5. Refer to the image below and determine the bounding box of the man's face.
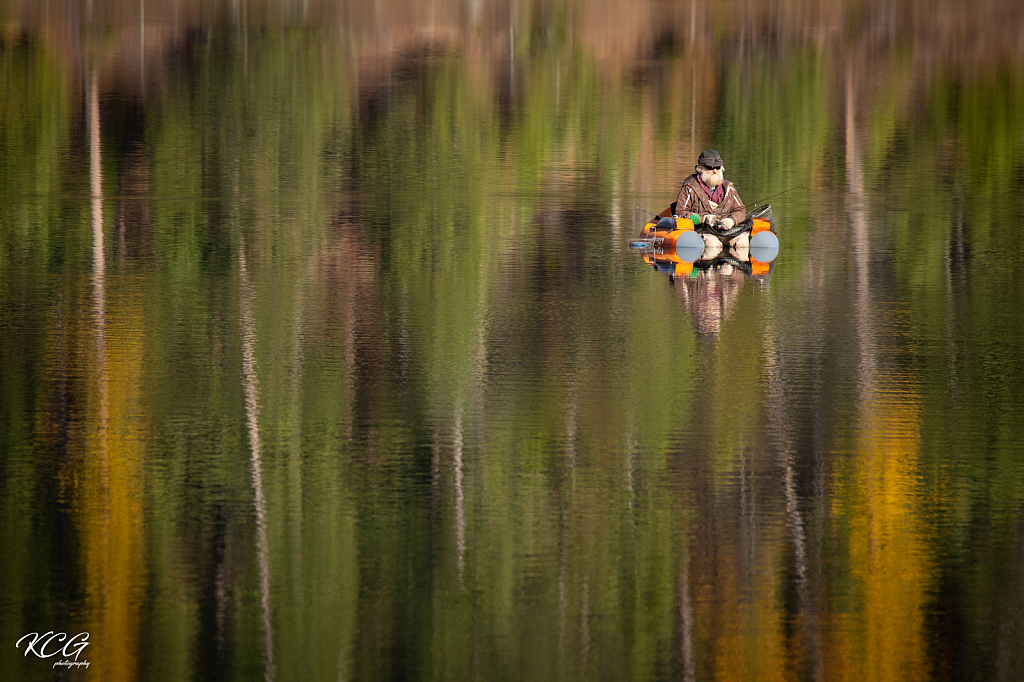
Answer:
[700,163,724,187]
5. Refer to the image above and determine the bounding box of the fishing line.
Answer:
[742,183,805,212]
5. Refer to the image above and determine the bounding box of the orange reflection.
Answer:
[703,545,792,682]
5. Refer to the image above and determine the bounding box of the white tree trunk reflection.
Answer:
[239,243,277,682]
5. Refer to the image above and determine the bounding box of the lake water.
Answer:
[3,2,1024,680]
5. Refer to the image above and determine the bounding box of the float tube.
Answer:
[637,215,705,250]
[747,206,779,263]
[638,203,779,260]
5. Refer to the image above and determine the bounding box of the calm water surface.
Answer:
[3,2,1024,680]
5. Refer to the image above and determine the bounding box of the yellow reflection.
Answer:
[77,73,148,681]
[79,289,148,682]
[832,391,929,682]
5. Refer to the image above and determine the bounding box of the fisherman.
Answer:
[659,149,747,252]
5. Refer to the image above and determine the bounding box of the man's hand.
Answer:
[702,214,719,226]
[720,217,735,230]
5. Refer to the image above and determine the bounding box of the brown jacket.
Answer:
[660,174,746,225]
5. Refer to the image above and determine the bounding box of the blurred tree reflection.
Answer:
[2,2,1024,680]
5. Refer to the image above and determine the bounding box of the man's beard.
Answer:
[700,168,725,187]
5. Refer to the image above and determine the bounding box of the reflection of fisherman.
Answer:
[674,259,748,337]
[659,149,747,252]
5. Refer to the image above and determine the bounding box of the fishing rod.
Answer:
[636,206,660,218]
[692,182,804,240]
[743,183,805,211]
